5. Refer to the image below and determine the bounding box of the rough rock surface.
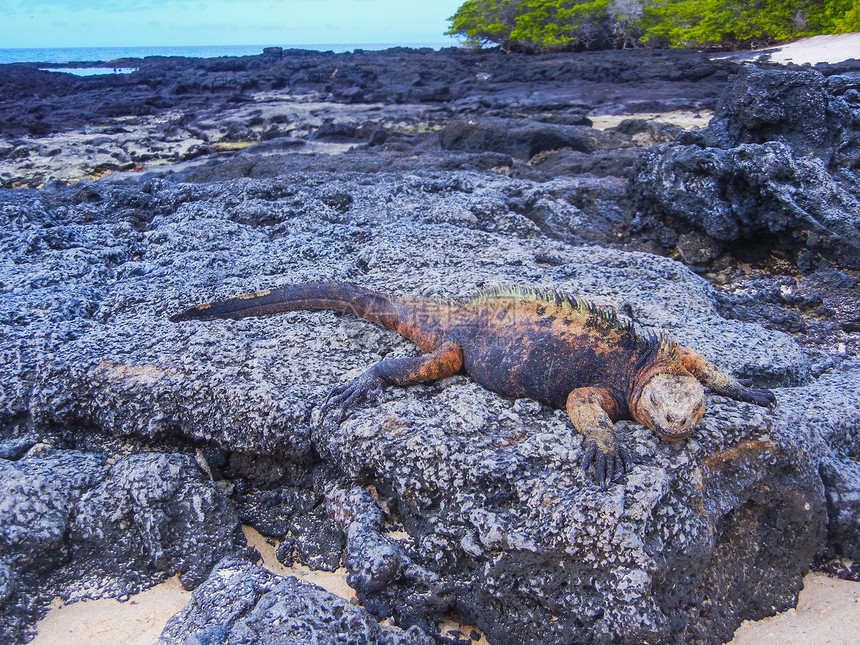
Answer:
[0,47,859,645]
[160,557,430,645]
[0,167,846,644]
[1,47,735,189]
[0,447,251,643]
[632,65,860,268]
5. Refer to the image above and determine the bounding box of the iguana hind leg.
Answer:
[567,387,630,488]
[321,340,464,422]
[679,347,776,407]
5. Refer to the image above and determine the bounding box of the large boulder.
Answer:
[440,117,611,160]
[633,140,860,263]
[631,65,860,268]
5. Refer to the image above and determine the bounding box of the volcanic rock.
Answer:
[632,65,860,268]
[160,558,431,645]
[0,169,843,644]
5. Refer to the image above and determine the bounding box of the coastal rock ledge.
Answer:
[1,166,857,645]
[0,48,858,645]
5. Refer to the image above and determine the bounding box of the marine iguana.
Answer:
[171,282,776,486]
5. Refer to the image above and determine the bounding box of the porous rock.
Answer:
[0,448,250,643]
[774,358,860,562]
[315,376,825,644]
[632,65,860,268]
[1,48,737,189]
[159,557,431,645]
[0,169,833,644]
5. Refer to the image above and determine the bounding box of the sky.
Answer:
[0,0,466,49]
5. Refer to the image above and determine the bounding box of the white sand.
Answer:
[30,540,860,645]
[730,572,860,645]
[716,32,860,65]
[588,110,714,130]
[28,576,191,645]
[28,526,354,645]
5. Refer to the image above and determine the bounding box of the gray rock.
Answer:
[633,141,860,266]
[632,65,860,269]
[2,46,859,645]
[314,373,825,644]
[774,358,860,561]
[440,117,610,160]
[0,449,251,643]
[706,66,832,156]
[0,168,851,644]
[525,147,641,178]
[159,557,431,645]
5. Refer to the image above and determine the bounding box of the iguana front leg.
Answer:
[321,340,464,422]
[678,347,776,407]
[567,387,630,488]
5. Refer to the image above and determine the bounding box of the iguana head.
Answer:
[634,373,705,440]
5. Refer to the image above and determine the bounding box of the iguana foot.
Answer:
[581,439,630,489]
[734,386,776,407]
[320,369,385,423]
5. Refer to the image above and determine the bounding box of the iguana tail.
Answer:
[169,282,448,351]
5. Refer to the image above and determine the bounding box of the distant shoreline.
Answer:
[0,42,457,65]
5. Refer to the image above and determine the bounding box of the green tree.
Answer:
[446,0,522,50]
[511,0,613,49]
[831,0,860,32]
[641,0,858,48]
[447,0,858,51]
[448,0,628,51]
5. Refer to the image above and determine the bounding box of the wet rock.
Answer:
[160,557,431,645]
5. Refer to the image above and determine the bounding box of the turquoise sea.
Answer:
[0,43,454,65]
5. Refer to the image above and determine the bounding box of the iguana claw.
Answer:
[320,370,386,423]
[735,386,777,407]
[581,439,630,488]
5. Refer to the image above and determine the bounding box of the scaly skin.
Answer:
[171,282,776,487]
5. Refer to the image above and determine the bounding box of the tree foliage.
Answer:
[640,0,857,47]
[446,0,860,50]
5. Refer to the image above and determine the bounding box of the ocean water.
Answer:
[38,67,140,76]
[0,43,453,65]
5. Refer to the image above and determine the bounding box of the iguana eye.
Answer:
[649,392,658,405]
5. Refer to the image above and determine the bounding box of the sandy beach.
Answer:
[716,31,860,65]
[27,535,860,645]
[29,526,494,644]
